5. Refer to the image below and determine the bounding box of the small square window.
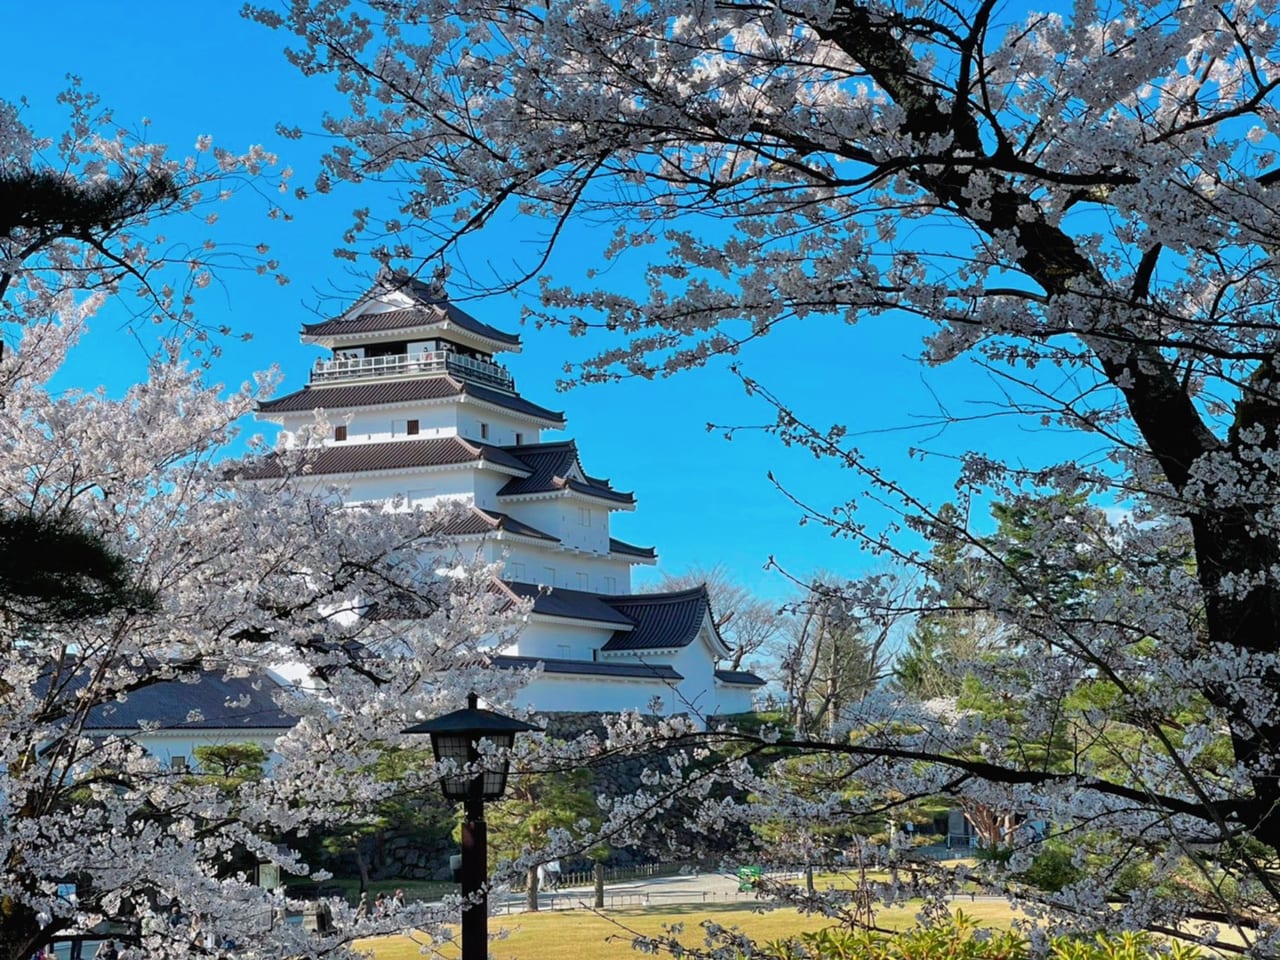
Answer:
[333,425,347,442]
[171,755,188,771]
[407,419,420,436]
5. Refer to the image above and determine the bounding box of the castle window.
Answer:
[480,422,490,440]
[170,755,188,771]
[542,565,556,585]
[333,425,347,442]
[578,507,591,527]
[508,561,526,580]
[576,572,589,589]
[557,644,572,660]
[407,419,420,436]
[515,432,523,445]
[601,575,617,592]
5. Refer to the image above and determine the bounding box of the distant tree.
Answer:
[894,504,1005,702]
[193,743,268,784]
[320,746,454,891]
[781,575,904,737]
[484,766,601,912]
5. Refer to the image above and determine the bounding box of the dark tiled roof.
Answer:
[84,672,296,731]
[503,581,636,626]
[610,537,656,559]
[498,441,635,505]
[258,376,565,425]
[259,375,460,413]
[601,586,728,653]
[442,508,560,543]
[714,669,767,687]
[493,655,682,682]
[301,276,521,347]
[241,436,517,479]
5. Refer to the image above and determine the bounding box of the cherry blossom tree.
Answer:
[0,92,525,960]
[255,0,1280,950]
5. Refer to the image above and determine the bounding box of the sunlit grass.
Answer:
[355,899,1021,960]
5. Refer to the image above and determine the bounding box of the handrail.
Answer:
[309,350,514,390]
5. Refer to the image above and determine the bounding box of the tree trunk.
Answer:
[354,842,371,892]
[804,863,815,896]
[526,865,539,912]
[594,862,605,909]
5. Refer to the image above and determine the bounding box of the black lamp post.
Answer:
[405,693,541,960]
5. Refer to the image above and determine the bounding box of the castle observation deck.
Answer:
[309,349,516,393]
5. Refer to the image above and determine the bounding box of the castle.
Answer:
[255,274,764,718]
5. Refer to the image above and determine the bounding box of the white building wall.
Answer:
[342,405,457,441]
[265,405,460,444]
[472,471,513,511]
[458,407,538,446]
[557,504,611,554]
[506,618,612,660]
[504,500,567,561]
[496,544,632,591]
[345,468,479,506]
[602,628,723,718]
[714,684,758,715]
[511,673,678,715]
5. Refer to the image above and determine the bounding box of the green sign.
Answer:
[737,865,763,891]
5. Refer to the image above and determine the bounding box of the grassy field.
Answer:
[355,899,1020,960]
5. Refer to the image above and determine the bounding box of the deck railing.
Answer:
[309,350,514,391]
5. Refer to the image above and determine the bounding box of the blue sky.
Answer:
[7,3,1097,603]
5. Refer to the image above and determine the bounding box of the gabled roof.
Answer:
[497,583,734,654]
[498,441,635,505]
[501,580,635,627]
[301,274,521,348]
[493,655,681,682]
[83,672,296,732]
[714,669,767,687]
[240,436,528,480]
[442,507,560,543]
[601,586,730,654]
[257,376,565,425]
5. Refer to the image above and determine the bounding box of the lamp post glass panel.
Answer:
[406,693,540,960]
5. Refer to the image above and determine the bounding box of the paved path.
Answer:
[492,869,789,915]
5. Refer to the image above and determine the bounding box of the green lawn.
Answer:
[355,899,1021,960]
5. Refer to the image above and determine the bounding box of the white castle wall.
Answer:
[506,618,610,661]
[479,543,633,593]
[511,671,678,715]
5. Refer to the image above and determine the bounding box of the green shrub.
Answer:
[764,912,1200,960]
